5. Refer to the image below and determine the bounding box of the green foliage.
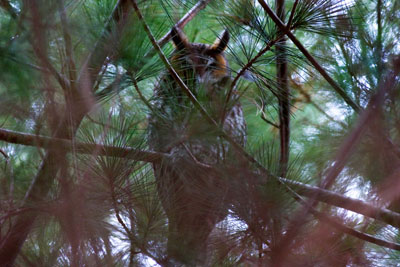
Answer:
[0,0,400,265]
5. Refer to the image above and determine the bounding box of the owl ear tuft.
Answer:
[171,27,188,51]
[210,30,229,54]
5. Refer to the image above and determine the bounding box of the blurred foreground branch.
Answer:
[2,127,400,230]
[0,1,211,264]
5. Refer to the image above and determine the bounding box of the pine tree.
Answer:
[0,0,400,266]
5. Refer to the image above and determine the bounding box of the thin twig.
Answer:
[110,181,165,265]
[157,0,212,48]
[291,78,347,128]
[92,59,111,93]
[260,114,279,128]
[220,35,283,124]
[131,74,154,112]
[231,36,282,92]
[0,148,8,159]
[286,0,299,30]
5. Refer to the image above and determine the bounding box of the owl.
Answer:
[148,27,246,265]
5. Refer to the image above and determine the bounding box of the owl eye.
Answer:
[209,62,217,68]
[206,60,218,70]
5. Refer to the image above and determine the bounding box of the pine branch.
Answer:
[307,199,400,251]
[257,0,398,257]
[283,183,400,252]
[109,180,164,265]
[257,0,361,113]
[271,0,290,261]
[260,113,280,128]
[131,3,400,255]
[286,0,299,29]
[0,2,217,262]
[0,128,163,162]
[130,0,276,182]
[156,0,212,48]
[0,1,133,265]
[281,177,400,229]
[222,35,284,124]
[269,53,400,261]
[231,35,283,90]
[142,0,213,61]
[3,126,400,251]
[78,0,131,89]
[275,0,290,179]
[2,127,400,230]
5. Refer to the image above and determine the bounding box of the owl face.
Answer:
[170,27,230,83]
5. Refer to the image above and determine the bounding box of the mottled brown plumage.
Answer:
[148,27,246,265]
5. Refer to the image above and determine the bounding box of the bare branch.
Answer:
[157,0,212,48]
[260,114,280,128]
[281,177,400,229]
[0,128,164,163]
[286,0,299,30]
[309,202,400,251]
[130,74,154,112]
[141,0,213,64]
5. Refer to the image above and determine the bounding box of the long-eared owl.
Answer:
[148,27,246,265]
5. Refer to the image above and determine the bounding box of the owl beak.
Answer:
[197,75,206,84]
[197,72,216,84]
